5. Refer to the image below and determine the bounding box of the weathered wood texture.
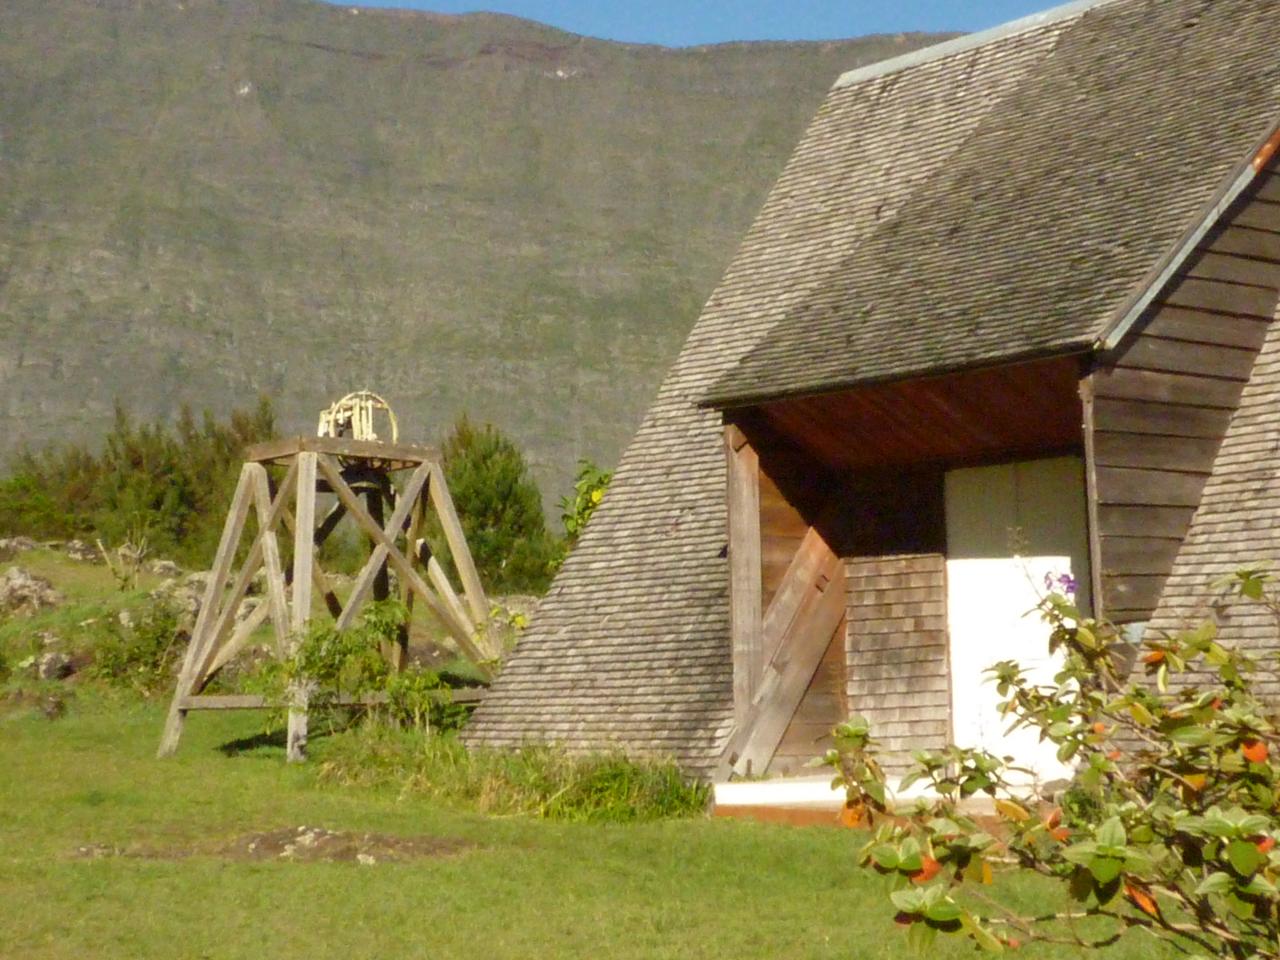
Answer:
[759,469,808,610]
[845,554,949,771]
[726,426,764,723]
[245,435,438,469]
[719,541,844,777]
[754,356,1084,474]
[766,618,847,776]
[1089,174,1280,622]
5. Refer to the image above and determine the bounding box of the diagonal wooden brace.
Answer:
[315,455,493,677]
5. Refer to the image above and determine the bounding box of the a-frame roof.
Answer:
[467,0,1280,775]
[706,0,1280,407]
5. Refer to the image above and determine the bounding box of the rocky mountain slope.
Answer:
[0,0,942,505]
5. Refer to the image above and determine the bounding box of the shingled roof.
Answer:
[706,0,1280,407]
[467,0,1280,775]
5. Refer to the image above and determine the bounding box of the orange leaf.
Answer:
[1256,836,1276,854]
[1242,739,1270,764]
[1182,773,1207,792]
[1050,826,1071,843]
[1043,806,1063,830]
[910,857,942,885]
[981,860,994,885]
[839,803,865,829]
[1142,649,1165,665]
[1125,883,1159,918]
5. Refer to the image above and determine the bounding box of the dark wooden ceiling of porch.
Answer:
[738,355,1086,475]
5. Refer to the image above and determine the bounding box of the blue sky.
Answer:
[325,1,1060,47]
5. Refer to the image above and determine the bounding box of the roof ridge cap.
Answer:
[833,0,1126,90]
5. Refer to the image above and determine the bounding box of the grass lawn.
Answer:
[0,553,1174,959]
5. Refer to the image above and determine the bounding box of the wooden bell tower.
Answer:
[157,428,494,762]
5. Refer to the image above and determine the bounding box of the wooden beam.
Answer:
[427,463,489,627]
[316,455,493,677]
[334,461,431,632]
[245,435,438,467]
[192,464,300,685]
[206,597,272,676]
[278,505,344,619]
[719,550,846,778]
[158,463,257,758]
[249,463,290,656]
[761,524,834,668]
[287,451,318,763]
[179,688,484,711]
[725,423,763,726]
[1081,375,1106,621]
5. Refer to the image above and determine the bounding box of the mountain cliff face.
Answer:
[0,0,941,505]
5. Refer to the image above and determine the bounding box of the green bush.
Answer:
[0,398,277,567]
[829,571,1280,959]
[90,601,185,696]
[319,726,709,822]
[428,416,560,594]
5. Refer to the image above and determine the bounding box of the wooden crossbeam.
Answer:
[427,462,489,626]
[717,542,845,779]
[207,598,272,676]
[193,464,300,685]
[335,461,431,631]
[278,505,344,619]
[316,455,494,678]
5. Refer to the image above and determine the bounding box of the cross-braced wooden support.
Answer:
[157,436,493,761]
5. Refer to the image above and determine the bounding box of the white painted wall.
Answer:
[944,457,1090,788]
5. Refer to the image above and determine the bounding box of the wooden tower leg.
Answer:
[158,465,257,758]
[287,452,318,763]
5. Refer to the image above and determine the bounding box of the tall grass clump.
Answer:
[318,726,709,823]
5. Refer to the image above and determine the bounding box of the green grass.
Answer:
[0,697,1176,960]
[0,552,1173,959]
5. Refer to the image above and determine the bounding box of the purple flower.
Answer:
[1044,572,1077,598]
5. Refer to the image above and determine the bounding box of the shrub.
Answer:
[91,600,186,696]
[319,726,709,822]
[828,572,1280,959]
[0,398,277,567]
[428,416,560,594]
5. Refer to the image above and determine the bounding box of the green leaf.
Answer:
[1097,817,1127,848]
[1195,872,1234,896]
[1227,839,1266,877]
[890,889,924,913]
[924,899,964,924]
[959,915,1005,955]
[1088,855,1123,885]
[871,844,900,870]
[1168,725,1213,747]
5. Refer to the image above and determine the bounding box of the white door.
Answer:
[944,457,1090,789]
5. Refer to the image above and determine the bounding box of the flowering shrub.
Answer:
[827,572,1280,958]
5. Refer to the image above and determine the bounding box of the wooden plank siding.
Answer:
[759,469,809,610]
[844,554,949,771]
[1088,173,1280,622]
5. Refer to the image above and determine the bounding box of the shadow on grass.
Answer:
[217,730,287,757]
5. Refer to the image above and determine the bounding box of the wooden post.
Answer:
[157,464,256,758]
[1080,374,1105,620]
[725,423,763,727]
[287,452,318,763]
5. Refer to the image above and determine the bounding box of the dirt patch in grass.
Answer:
[74,826,473,865]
